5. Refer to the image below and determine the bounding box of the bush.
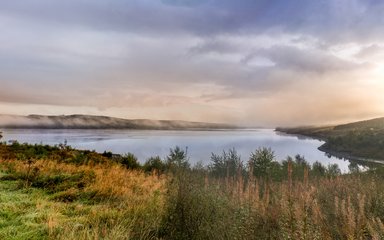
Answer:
[160,171,235,239]
[326,163,341,176]
[209,148,243,178]
[102,151,113,158]
[166,146,190,171]
[249,147,275,178]
[31,171,95,193]
[311,161,327,177]
[120,153,141,169]
[144,156,166,174]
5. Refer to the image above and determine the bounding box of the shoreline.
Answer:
[317,146,384,165]
[275,129,384,166]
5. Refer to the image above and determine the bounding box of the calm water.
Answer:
[1,129,353,172]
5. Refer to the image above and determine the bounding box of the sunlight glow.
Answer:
[374,64,384,77]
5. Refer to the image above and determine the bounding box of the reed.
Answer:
[2,145,384,239]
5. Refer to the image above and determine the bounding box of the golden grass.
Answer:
[0,159,165,202]
[215,171,384,239]
[0,158,166,240]
[2,156,384,239]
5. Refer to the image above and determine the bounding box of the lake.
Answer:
[1,128,353,172]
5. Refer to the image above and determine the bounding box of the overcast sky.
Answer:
[1,0,384,126]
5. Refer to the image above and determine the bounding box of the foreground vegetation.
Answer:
[277,117,384,160]
[1,134,384,239]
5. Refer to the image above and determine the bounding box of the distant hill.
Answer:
[277,117,384,137]
[276,117,384,162]
[0,114,236,130]
[333,117,384,131]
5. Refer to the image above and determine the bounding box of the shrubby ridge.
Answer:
[277,117,384,161]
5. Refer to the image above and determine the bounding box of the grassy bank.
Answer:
[0,160,165,239]
[276,117,384,162]
[1,141,384,239]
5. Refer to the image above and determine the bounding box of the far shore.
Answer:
[275,129,384,166]
[318,146,384,165]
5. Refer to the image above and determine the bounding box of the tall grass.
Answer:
[158,148,384,239]
[0,157,165,239]
[1,143,384,239]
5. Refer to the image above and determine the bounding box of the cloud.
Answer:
[0,0,383,41]
[355,44,384,61]
[254,45,362,73]
[0,0,384,125]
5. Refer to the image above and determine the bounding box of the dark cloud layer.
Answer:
[1,0,383,41]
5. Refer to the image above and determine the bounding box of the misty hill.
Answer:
[0,114,236,130]
[277,117,384,161]
[333,117,384,131]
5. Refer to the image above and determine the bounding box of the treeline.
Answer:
[0,139,347,180]
[323,129,384,159]
[102,146,355,181]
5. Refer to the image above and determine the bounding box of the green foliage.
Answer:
[2,142,384,239]
[144,156,166,174]
[120,153,140,169]
[279,119,384,160]
[0,142,111,166]
[323,129,384,159]
[33,172,95,193]
[102,151,113,158]
[209,148,243,178]
[7,142,57,160]
[166,146,190,171]
[348,161,360,174]
[311,161,327,177]
[160,170,235,239]
[292,154,310,180]
[268,161,284,181]
[250,147,275,178]
[326,163,341,176]
[1,167,96,202]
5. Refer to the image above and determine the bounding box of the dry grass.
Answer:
[2,155,384,239]
[0,158,165,200]
[208,169,384,239]
[0,158,166,240]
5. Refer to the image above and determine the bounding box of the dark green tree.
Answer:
[144,156,166,174]
[120,153,140,169]
[348,161,360,174]
[326,164,341,177]
[293,154,310,180]
[311,161,327,177]
[250,147,275,178]
[209,148,242,178]
[166,146,190,170]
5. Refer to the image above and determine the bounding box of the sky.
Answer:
[1,0,384,127]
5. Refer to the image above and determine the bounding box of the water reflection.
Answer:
[2,128,357,172]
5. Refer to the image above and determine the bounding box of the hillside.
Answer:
[0,114,235,130]
[276,117,384,161]
[334,117,384,131]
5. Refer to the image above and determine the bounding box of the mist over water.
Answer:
[1,129,352,172]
